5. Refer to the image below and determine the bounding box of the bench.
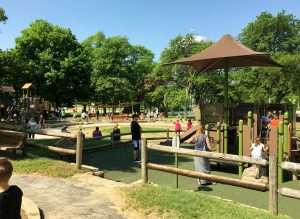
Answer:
[0,129,27,156]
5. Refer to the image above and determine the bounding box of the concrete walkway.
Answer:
[11,174,129,219]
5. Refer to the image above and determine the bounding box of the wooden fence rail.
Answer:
[142,143,300,215]
[147,163,268,191]
[147,143,269,166]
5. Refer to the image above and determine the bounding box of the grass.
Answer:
[81,146,300,218]
[126,185,288,219]
[0,151,88,178]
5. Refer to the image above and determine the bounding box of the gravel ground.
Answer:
[11,174,129,219]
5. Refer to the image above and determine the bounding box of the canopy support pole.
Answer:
[224,58,228,154]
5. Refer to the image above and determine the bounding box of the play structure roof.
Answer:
[22,83,35,89]
[166,34,282,72]
[0,86,15,93]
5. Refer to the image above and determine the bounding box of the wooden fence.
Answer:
[141,141,300,215]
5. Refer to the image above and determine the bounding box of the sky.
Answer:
[0,0,300,61]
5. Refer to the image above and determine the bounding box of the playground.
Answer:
[0,116,297,218]
[1,11,300,218]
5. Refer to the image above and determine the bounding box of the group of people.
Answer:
[92,123,121,141]
[174,119,193,133]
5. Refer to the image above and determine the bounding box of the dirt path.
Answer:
[11,173,143,219]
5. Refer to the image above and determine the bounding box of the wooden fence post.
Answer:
[76,129,83,169]
[167,129,170,141]
[269,155,278,215]
[141,139,148,184]
[224,123,228,154]
[216,122,221,153]
[238,120,243,177]
[111,133,115,148]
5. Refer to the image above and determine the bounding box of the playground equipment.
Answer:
[0,86,16,121]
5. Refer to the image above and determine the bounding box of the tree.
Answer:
[234,11,300,103]
[87,34,154,108]
[0,49,25,95]
[149,34,216,119]
[238,10,300,54]
[0,7,8,24]
[15,20,92,105]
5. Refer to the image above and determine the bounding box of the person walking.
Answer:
[130,114,142,162]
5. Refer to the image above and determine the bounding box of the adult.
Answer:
[92,127,102,140]
[186,125,214,186]
[112,123,121,140]
[130,114,142,162]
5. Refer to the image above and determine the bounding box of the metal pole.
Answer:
[175,133,179,188]
[76,128,83,169]
[283,112,289,154]
[278,121,283,183]
[216,122,221,153]
[224,59,229,151]
[141,139,148,184]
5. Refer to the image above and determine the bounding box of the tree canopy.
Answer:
[15,20,92,105]
[233,11,300,103]
[84,33,154,105]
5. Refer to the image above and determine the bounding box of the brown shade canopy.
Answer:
[167,34,282,72]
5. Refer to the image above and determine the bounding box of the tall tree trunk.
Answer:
[163,93,168,118]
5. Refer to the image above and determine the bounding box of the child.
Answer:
[175,120,181,133]
[27,117,37,139]
[250,137,268,159]
[112,123,121,140]
[187,119,193,130]
[0,157,23,219]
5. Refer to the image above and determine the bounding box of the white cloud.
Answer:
[193,35,210,42]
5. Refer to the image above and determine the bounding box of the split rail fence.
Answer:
[141,140,300,215]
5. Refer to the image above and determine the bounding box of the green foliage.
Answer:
[239,10,300,54]
[83,33,154,104]
[15,19,92,105]
[234,11,300,103]
[0,7,7,23]
[147,34,216,116]
[0,49,25,95]
[231,53,300,103]
[126,185,287,219]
